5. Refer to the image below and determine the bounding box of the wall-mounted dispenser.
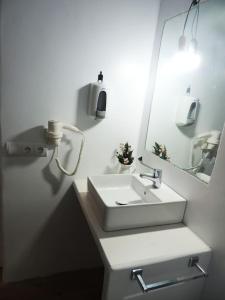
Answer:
[88,71,107,119]
[47,120,84,176]
[176,87,200,127]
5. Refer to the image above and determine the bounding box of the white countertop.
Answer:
[73,179,210,271]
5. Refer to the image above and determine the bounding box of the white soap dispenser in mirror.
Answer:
[88,71,107,119]
[176,87,200,127]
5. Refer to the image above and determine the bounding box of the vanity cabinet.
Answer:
[103,256,209,300]
[73,180,211,300]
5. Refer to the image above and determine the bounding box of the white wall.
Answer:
[141,1,225,299]
[1,0,160,281]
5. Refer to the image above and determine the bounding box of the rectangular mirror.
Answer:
[146,0,225,184]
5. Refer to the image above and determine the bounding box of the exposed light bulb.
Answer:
[173,51,201,72]
[162,50,201,74]
[178,35,187,51]
[189,38,198,53]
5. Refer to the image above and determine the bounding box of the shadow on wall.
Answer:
[177,123,197,138]
[104,149,121,174]
[8,185,102,280]
[41,149,66,195]
[42,135,74,195]
[75,84,102,131]
[10,126,46,143]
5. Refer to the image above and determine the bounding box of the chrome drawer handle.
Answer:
[131,256,207,293]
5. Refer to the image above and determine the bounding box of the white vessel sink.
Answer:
[87,174,186,231]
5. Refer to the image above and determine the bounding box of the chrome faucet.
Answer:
[140,168,162,188]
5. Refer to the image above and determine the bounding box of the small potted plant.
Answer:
[116,142,134,173]
[153,142,170,161]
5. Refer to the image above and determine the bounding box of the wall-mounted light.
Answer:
[162,1,202,75]
[178,0,200,52]
[175,0,201,71]
[172,51,201,72]
[189,38,198,53]
[178,35,187,51]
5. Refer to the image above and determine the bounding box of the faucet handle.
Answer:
[153,168,162,178]
[138,157,162,181]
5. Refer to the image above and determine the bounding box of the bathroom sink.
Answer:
[87,174,186,231]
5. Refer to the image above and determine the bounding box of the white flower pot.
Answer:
[119,163,135,174]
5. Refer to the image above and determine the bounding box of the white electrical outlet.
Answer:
[34,144,48,156]
[6,142,48,157]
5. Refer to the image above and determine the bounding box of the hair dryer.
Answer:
[47,120,84,176]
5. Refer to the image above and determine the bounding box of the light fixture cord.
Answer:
[182,0,200,36]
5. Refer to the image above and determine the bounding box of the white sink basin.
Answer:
[87,174,186,231]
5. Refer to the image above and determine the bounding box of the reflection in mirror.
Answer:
[146,0,225,184]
